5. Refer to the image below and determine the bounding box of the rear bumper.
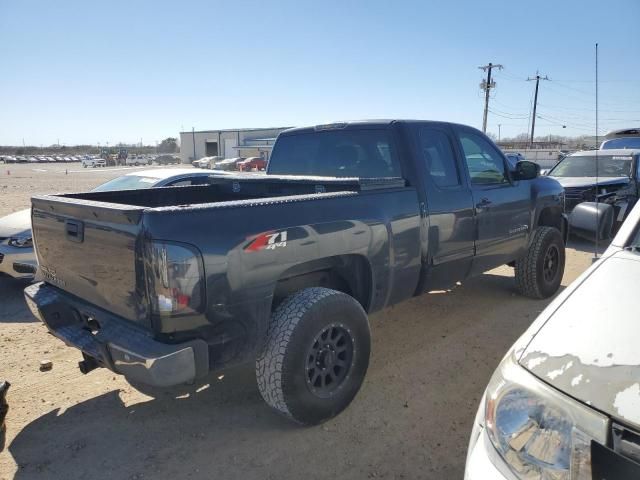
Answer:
[24,282,209,387]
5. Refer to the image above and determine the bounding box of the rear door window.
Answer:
[418,127,460,187]
[269,129,401,178]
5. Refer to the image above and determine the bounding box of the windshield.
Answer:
[91,175,160,192]
[601,138,640,149]
[549,154,633,178]
[268,129,401,177]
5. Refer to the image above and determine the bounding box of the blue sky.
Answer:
[1,0,639,146]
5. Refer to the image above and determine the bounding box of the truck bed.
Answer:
[43,175,406,209]
[30,174,411,331]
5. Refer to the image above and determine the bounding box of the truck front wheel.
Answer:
[515,226,565,299]
[256,287,371,425]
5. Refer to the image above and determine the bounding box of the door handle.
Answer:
[65,219,84,243]
[476,198,492,209]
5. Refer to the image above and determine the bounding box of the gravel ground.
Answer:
[0,163,600,479]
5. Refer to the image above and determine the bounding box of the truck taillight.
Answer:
[148,241,204,316]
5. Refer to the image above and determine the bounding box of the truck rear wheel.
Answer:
[256,287,370,425]
[515,226,565,299]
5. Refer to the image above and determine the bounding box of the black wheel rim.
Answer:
[305,324,354,398]
[543,245,560,283]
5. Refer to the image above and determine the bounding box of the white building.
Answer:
[179,127,290,164]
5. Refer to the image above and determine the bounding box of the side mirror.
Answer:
[512,160,540,181]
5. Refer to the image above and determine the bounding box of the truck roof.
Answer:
[279,119,465,136]
[604,128,640,139]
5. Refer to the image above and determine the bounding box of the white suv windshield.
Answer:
[550,155,633,178]
[91,175,159,192]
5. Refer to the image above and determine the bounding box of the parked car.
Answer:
[213,156,245,170]
[0,168,226,280]
[191,158,202,168]
[25,120,567,425]
[192,156,222,169]
[548,148,639,239]
[154,154,180,165]
[81,158,106,168]
[125,155,151,166]
[237,156,267,171]
[465,199,640,480]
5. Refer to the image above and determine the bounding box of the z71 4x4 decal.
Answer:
[245,231,288,251]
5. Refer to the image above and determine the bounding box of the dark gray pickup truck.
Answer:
[25,120,567,424]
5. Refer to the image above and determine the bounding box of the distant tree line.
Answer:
[0,137,180,156]
[490,132,599,149]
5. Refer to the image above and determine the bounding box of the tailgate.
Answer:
[31,195,149,326]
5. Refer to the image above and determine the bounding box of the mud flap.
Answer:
[569,202,614,240]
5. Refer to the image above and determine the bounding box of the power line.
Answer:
[543,82,640,108]
[479,62,503,133]
[489,106,529,118]
[487,108,529,120]
[536,113,592,129]
[493,67,527,81]
[490,98,531,114]
[535,115,596,133]
[547,79,640,84]
[537,102,640,114]
[538,109,639,127]
[547,80,594,97]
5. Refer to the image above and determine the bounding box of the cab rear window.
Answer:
[268,129,401,178]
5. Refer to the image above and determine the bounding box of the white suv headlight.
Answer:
[8,236,33,248]
[484,355,608,479]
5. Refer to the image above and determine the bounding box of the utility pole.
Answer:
[479,63,503,133]
[498,124,501,142]
[192,127,196,160]
[527,71,550,147]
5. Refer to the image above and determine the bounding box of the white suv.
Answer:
[81,158,106,168]
[465,200,640,479]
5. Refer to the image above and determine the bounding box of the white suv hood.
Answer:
[520,250,640,430]
[553,176,629,188]
[0,209,31,238]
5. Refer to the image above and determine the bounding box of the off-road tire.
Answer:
[256,287,370,425]
[515,226,565,299]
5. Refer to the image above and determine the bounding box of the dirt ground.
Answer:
[0,163,600,479]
